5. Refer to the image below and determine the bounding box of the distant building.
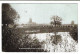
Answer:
[71,21,74,25]
[27,18,36,25]
[29,18,32,23]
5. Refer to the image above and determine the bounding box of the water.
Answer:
[29,32,78,52]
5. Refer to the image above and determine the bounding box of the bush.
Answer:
[69,25,78,42]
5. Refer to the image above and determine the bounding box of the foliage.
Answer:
[2,3,19,24]
[2,4,45,52]
[18,35,45,52]
[69,25,78,42]
[50,16,62,25]
[2,3,20,51]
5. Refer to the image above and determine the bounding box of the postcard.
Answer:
[2,3,78,52]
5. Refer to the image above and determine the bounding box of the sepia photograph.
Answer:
[2,3,78,52]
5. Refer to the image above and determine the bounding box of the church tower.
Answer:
[71,21,74,25]
[29,18,32,23]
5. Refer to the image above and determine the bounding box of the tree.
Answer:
[50,16,62,45]
[2,3,19,25]
[69,25,78,42]
[2,4,45,52]
[50,16,62,25]
[2,3,20,52]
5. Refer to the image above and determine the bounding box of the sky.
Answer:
[10,3,78,24]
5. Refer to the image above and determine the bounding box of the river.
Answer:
[28,32,78,52]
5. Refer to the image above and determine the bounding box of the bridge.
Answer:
[15,24,77,34]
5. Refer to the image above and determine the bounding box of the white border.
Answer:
[0,1,80,54]
[0,1,79,3]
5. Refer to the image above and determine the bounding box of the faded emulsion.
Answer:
[2,3,78,52]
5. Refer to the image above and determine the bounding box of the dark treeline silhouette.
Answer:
[2,3,20,52]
